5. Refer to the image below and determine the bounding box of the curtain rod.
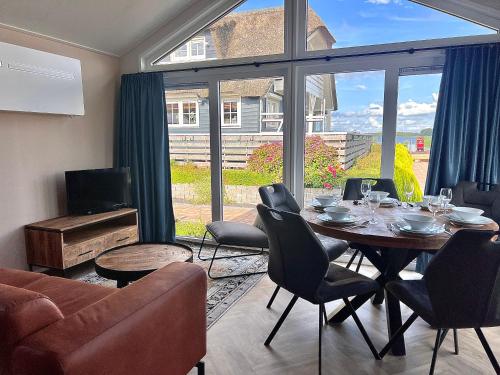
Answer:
[157,41,498,75]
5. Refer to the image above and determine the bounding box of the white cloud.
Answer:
[369,117,382,128]
[356,84,367,91]
[432,92,439,102]
[367,103,383,116]
[398,97,437,116]
[366,0,401,4]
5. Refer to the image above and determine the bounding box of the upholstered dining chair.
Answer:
[257,204,381,375]
[198,216,268,279]
[258,183,349,308]
[451,181,500,224]
[343,178,400,272]
[379,229,500,375]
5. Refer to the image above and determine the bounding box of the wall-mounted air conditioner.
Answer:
[0,41,84,115]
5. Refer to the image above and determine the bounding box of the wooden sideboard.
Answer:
[25,208,139,271]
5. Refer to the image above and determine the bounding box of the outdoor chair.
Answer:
[257,204,381,375]
[198,216,268,280]
[258,183,349,308]
[343,178,400,272]
[379,229,500,375]
[451,181,500,224]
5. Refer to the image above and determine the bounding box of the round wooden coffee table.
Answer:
[95,242,193,288]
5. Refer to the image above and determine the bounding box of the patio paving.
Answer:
[174,202,256,225]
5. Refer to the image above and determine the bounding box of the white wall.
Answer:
[0,26,120,269]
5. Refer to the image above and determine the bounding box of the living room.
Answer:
[1,1,500,374]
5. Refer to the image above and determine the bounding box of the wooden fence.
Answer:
[169,133,373,169]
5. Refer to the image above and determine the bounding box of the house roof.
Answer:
[207,7,335,60]
[165,78,276,100]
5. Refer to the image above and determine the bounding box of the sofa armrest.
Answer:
[12,262,207,375]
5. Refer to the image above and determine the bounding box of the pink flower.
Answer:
[323,182,333,189]
[327,165,337,178]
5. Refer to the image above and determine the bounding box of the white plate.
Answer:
[444,214,493,226]
[318,213,358,225]
[395,222,445,236]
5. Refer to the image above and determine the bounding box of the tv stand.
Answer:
[25,208,138,271]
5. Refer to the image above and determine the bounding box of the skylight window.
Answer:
[307,0,496,51]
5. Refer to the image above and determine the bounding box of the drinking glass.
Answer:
[428,196,443,217]
[439,188,452,212]
[361,180,371,206]
[367,191,381,224]
[403,181,415,209]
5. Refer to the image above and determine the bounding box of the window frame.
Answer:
[220,97,242,128]
[167,99,200,128]
[169,36,207,63]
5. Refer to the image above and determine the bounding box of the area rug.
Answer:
[77,243,268,329]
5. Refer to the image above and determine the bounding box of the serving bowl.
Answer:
[451,207,484,221]
[324,206,351,221]
[402,213,436,231]
[370,191,390,200]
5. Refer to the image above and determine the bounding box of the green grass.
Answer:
[175,220,207,237]
[171,163,275,186]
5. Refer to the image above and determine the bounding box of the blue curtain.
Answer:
[117,72,175,243]
[417,44,500,273]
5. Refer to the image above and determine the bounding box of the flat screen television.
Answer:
[65,168,131,215]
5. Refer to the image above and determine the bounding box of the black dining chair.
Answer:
[379,229,500,375]
[257,204,381,374]
[343,178,400,272]
[258,183,349,308]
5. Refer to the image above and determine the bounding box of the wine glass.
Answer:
[403,181,414,209]
[367,191,381,224]
[428,196,443,217]
[361,180,371,206]
[439,188,452,212]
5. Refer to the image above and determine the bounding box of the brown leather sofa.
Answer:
[0,262,207,375]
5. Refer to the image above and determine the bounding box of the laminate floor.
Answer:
[189,264,499,375]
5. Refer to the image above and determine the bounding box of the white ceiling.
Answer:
[0,0,201,56]
[0,0,498,57]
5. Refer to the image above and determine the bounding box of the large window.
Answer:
[303,70,385,203]
[167,85,211,239]
[306,0,496,52]
[155,0,285,65]
[395,73,442,199]
[220,77,284,223]
[152,0,498,238]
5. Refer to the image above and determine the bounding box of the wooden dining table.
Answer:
[301,201,499,356]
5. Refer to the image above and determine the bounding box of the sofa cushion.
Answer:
[0,268,48,288]
[24,276,116,316]
[0,284,63,374]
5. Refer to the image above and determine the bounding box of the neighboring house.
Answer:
[163,7,337,134]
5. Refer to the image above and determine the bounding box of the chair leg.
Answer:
[453,329,459,355]
[197,231,208,261]
[379,312,418,358]
[438,329,449,349]
[429,329,442,375]
[343,298,380,360]
[207,245,267,280]
[475,328,500,374]
[355,254,364,273]
[267,285,280,309]
[321,303,328,324]
[196,361,205,375]
[265,295,299,346]
[319,304,323,375]
[346,250,359,269]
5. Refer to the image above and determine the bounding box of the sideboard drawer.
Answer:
[103,226,138,252]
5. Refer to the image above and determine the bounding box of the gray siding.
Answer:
[169,97,262,134]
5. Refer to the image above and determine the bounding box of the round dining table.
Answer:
[301,201,498,356]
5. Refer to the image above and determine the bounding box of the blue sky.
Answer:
[235,0,494,133]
